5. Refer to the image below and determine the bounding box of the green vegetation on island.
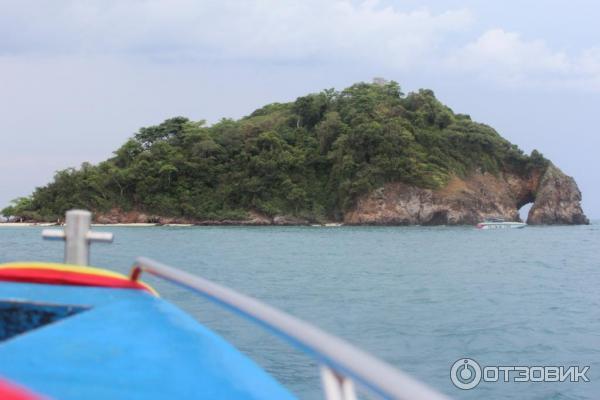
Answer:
[3,80,548,222]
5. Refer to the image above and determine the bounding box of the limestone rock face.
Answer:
[95,209,152,224]
[527,165,589,225]
[93,208,310,225]
[344,165,588,225]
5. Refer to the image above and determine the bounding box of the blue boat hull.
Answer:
[0,280,296,399]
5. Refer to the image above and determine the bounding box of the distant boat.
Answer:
[476,217,526,229]
[310,223,344,227]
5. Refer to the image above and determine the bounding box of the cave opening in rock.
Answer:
[519,202,534,222]
[424,210,448,225]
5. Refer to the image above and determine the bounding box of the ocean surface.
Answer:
[1,223,599,399]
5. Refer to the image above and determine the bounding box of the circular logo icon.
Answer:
[450,358,482,390]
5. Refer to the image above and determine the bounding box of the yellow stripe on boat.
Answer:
[0,262,158,296]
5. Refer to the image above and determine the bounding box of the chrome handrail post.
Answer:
[320,365,357,400]
[42,209,113,265]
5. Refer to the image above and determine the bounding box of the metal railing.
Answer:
[130,257,451,400]
[41,210,451,400]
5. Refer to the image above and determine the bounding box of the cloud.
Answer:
[575,47,600,86]
[4,2,600,90]
[3,2,600,92]
[453,29,569,73]
[447,28,600,90]
[0,0,472,68]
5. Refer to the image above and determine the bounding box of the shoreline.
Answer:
[0,222,168,227]
[0,222,344,227]
[0,221,593,228]
[0,222,60,227]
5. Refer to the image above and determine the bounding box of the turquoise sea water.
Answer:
[1,224,599,399]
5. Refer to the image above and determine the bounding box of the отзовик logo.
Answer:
[450,358,482,389]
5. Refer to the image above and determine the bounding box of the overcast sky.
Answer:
[1,0,598,218]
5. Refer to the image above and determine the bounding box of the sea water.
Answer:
[1,224,599,399]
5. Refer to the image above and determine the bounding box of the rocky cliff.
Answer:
[344,164,588,225]
[527,165,589,224]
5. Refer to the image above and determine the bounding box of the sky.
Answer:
[0,0,598,218]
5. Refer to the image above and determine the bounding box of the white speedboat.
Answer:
[476,217,526,229]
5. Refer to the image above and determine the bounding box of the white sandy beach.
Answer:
[0,223,58,227]
[91,223,158,227]
[0,223,164,227]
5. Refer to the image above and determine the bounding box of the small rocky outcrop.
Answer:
[527,165,589,224]
[95,209,154,224]
[93,208,311,225]
[344,164,588,225]
[272,215,310,225]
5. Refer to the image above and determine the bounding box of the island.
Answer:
[2,80,588,225]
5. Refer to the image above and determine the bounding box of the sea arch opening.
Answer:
[519,202,534,222]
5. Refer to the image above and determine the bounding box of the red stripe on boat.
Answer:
[0,378,41,400]
[0,268,152,294]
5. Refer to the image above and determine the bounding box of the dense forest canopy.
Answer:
[3,80,548,222]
